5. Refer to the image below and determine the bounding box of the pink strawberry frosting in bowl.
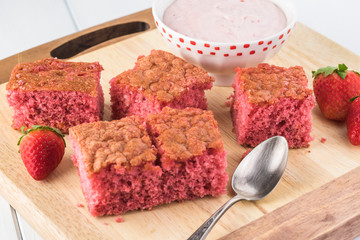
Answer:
[152,0,297,86]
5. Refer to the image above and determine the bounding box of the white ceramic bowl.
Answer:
[152,0,297,86]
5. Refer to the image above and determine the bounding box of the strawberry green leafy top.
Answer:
[350,94,360,102]
[312,64,348,79]
[312,63,360,80]
[18,125,66,147]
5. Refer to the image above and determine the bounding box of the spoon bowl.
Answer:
[188,136,289,240]
[232,136,289,200]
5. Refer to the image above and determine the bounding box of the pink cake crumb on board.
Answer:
[6,58,104,133]
[115,216,123,223]
[241,149,252,160]
[109,49,214,120]
[230,63,315,148]
[69,107,228,216]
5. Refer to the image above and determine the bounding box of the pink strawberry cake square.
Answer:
[6,58,104,133]
[69,107,228,216]
[230,63,315,148]
[146,107,228,204]
[109,49,214,119]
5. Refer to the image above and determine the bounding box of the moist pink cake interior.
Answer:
[110,49,214,120]
[6,58,104,133]
[230,63,315,148]
[69,107,228,216]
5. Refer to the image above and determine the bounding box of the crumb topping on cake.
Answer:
[235,63,313,104]
[146,107,223,161]
[69,117,157,174]
[6,58,103,96]
[111,50,214,102]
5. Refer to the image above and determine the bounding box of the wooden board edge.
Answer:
[220,166,360,240]
[0,8,156,84]
[0,150,106,240]
[0,169,65,239]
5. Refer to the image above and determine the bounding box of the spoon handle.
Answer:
[187,195,243,240]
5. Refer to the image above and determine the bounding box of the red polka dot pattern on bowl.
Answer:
[154,14,294,58]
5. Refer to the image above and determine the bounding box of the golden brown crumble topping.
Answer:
[6,58,103,97]
[69,116,157,174]
[146,107,224,161]
[111,50,214,102]
[235,63,313,104]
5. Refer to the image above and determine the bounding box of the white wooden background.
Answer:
[1,0,360,239]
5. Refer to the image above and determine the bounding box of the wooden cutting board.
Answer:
[1,9,360,240]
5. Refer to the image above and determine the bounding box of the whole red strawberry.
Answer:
[18,125,66,180]
[312,64,360,121]
[346,95,360,145]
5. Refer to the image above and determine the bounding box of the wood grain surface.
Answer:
[221,166,360,240]
[0,16,360,240]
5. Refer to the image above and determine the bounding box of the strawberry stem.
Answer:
[21,126,26,134]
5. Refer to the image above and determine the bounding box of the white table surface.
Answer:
[1,0,360,239]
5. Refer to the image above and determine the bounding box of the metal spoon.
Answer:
[188,136,289,240]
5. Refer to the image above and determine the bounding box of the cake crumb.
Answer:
[308,150,311,153]
[225,94,234,107]
[115,216,123,223]
[76,203,84,208]
[103,222,109,226]
[320,137,327,143]
[241,149,252,160]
